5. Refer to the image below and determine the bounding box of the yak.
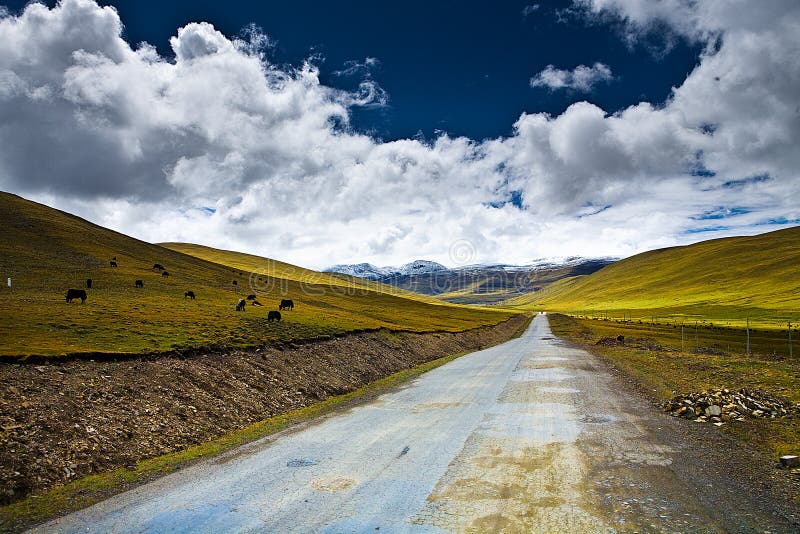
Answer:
[246,294,257,300]
[135,280,144,288]
[279,299,294,311]
[184,291,195,299]
[109,260,117,268]
[267,310,281,322]
[162,271,170,277]
[65,289,87,303]
[235,298,246,311]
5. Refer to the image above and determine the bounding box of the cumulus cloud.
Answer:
[0,0,799,269]
[530,62,614,92]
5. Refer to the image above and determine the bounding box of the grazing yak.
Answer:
[232,280,238,286]
[65,289,87,303]
[246,294,257,300]
[86,278,92,289]
[251,300,263,306]
[153,263,165,270]
[109,260,117,267]
[279,299,294,311]
[162,271,170,277]
[184,290,195,299]
[135,280,144,288]
[268,310,281,322]
[235,298,246,311]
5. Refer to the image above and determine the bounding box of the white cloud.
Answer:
[530,62,614,92]
[1,0,799,270]
[522,4,540,18]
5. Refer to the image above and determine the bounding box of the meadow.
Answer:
[509,226,800,330]
[0,193,513,358]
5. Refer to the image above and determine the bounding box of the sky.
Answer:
[0,0,798,269]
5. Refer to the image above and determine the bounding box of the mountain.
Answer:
[324,263,396,280]
[509,226,800,326]
[324,257,615,304]
[0,192,512,357]
[324,260,448,280]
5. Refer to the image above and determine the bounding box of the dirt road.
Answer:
[33,314,795,532]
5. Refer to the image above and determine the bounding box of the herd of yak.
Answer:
[64,259,293,322]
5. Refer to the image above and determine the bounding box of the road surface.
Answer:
[33,314,787,532]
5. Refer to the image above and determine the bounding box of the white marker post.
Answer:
[6,278,10,288]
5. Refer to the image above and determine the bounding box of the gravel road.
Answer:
[32,314,795,533]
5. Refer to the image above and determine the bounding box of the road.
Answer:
[33,314,787,532]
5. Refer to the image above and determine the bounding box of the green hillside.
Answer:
[0,193,513,358]
[510,227,800,328]
[160,242,449,305]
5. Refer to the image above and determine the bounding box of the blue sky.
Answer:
[0,0,798,268]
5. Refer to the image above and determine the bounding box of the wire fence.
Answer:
[566,312,798,359]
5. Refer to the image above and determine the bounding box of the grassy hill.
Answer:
[0,193,513,358]
[509,227,800,328]
[434,260,613,305]
[160,242,449,305]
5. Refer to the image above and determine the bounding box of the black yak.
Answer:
[268,310,281,322]
[65,289,87,303]
[184,291,195,299]
[135,280,144,288]
[279,299,294,310]
[235,298,246,311]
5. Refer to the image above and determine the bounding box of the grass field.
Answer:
[509,227,800,329]
[0,193,513,358]
[549,314,800,461]
[161,242,451,305]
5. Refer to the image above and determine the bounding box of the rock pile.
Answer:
[662,388,800,426]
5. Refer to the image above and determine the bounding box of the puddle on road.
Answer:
[287,458,317,467]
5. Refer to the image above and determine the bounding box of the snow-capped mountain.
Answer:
[324,257,616,304]
[323,262,395,281]
[397,260,448,275]
[324,260,448,280]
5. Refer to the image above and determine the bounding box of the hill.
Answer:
[326,258,614,305]
[509,227,800,327]
[0,193,513,357]
[160,243,448,305]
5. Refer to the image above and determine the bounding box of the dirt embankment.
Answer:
[0,316,528,504]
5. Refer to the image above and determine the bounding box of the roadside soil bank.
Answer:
[0,315,528,506]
